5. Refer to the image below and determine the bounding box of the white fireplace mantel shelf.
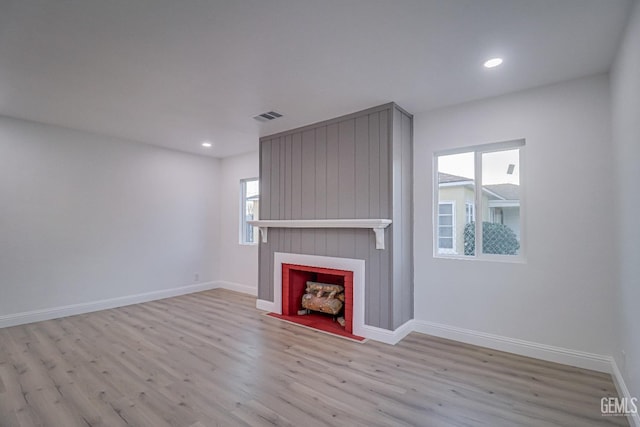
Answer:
[247,219,392,250]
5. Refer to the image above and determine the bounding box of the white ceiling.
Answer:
[0,0,632,158]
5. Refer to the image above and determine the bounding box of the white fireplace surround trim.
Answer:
[247,219,392,249]
[260,252,367,338]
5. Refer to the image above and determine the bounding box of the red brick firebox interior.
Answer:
[268,263,364,341]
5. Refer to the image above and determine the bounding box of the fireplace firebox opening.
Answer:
[281,263,355,336]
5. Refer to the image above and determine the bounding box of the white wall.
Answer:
[413,74,617,356]
[218,151,259,293]
[0,116,221,317]
[611,0,640,402]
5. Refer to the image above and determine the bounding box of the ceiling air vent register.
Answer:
[253,111,283,122]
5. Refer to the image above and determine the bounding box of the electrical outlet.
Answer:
[194,273,199,282]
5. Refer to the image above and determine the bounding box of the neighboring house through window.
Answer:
[240,178,260,244]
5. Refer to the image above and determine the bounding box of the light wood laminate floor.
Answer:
[0,289,628,426]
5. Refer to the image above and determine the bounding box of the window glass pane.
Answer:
[465,203,474,224]
[438,215,453,226]
[439,238,453,249]
[439,227,453,238]
[245,179,259,198]
[241,178,259,244]
[438,204,452,214]
[437,152,474,255]
[481,149,520,255]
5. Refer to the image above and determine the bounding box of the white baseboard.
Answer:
[214,280,257,296]
[360,320,415,345]
[412,320,613,373]
[256,298,277,312]
[0,282,218,329]
[610,359,640,427]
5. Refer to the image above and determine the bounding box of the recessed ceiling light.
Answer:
[484,57,503,68]
[484,58,502,68]
[201,141,212,148]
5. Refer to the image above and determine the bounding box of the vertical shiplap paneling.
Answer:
[291,132,302,253]
[314,126,327,255]
[338,119,356,258]
[267,227,276,302]
[369,112,381,218]
[378,109,392,329]
[366,113,382,327]
[300,129,316,253]
[279,138,287,255]
[354,114,374,323]
[326,123,339,218]
[401,110,414,324]
[338,119,356,219]
[355,114,370,218]
[284,135,293,252]
[258,243,268,300]
[284,135,293,220]
[367,229,380,326]
[325,123,339,254]
[391,107,403,328]
[261,140,272,220]
[354,227,372,324]
[379,110,390,218]
[301,129,316,219]
[258,139,271,301]
[270,137,281,221]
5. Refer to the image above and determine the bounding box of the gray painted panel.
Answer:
[392,108,403,328]
[315,127,327,219]
[280,137,286,219]
[284,135,292,221]
[261,140,271,220]
[369,113,380,218]
[326,123,339,219]
[325,228,340,257]
[300,230,315,254]
[338,119,355,219]
[270,138,281,220]
[379,110,390,218]
[301,130,315,220]
[337,119,356,259]
[291,133,302,252]
[401,111,414,324]
[291,133,302,219]
[355,115,369,219]
[314,127,327,255]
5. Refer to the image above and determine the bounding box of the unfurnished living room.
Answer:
[1,1,639,426]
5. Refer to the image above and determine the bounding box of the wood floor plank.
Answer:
[0,289,629,426]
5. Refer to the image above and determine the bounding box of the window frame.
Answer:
[240,177,260,245]
[433,139,525,262]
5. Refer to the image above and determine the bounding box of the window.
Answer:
[437,202,455,253]
[465,202,474,224]
[434,140,524,260]
[240,178,260,244]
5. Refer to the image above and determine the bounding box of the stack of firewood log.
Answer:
[300,281,345,326]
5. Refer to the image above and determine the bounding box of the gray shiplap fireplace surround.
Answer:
[256,103,413,332]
